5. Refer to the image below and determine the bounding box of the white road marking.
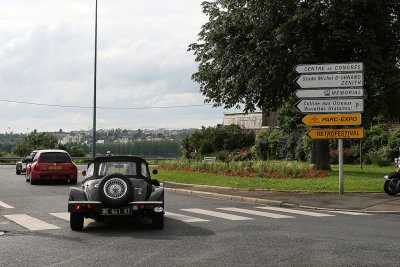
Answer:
[4,214,60,230]
[256,207,335,217]
[0,201,14,209]
[217,207,294,219]
[181,208,253,221]
[165,212,209,222]
[323,210,371,216]
[50,212,94,227]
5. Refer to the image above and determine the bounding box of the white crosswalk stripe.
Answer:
[217,207,295,219]
[4,214,60,230]
[181,208,253,221]
[0,201,14,209]
[256,206,335,217]
[165,212,209,222]
[50,212,95,227]
[323,210,371,216]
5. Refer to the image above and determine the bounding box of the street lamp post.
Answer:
[92,0,98,158]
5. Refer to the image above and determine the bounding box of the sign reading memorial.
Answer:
[307,128,364,139]
[295,88,363,99]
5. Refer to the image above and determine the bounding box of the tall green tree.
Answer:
[189,0,400,169]
[12,130,58,156]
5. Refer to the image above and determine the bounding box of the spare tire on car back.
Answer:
[99,173,133,205]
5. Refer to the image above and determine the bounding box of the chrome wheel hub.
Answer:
[103,178,128,199]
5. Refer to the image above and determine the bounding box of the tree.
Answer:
[189,0,400,169]
[12,130,58,156]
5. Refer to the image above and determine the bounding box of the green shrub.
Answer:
[368,149,391,166]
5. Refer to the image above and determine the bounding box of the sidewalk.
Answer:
[163,182,400,213]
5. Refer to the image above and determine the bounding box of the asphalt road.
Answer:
[1,165,400,266]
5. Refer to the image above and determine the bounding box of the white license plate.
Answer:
[101,207,132,215]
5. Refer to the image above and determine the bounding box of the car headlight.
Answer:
[384,175,389,179]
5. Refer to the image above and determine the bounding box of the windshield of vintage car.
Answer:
[98,162,146,177]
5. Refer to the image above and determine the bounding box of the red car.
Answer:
[26,149,78,185]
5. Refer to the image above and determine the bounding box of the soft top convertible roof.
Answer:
[87,156,149,167]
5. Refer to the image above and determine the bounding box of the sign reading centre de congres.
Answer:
[295,98,364,113]
[294,62,363,74]
[295,72,363,88]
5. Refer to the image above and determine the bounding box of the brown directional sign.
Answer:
[302,114,361,126]
[307,128,364,139]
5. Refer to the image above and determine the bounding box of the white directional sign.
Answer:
[295,98,364,113]
[294,62,363,74]
[295,88,364,99]
[295,72,363,88]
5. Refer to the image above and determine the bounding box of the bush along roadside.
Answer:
[155,160,327,179]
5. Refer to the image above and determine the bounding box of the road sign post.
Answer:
[293,62,364,195]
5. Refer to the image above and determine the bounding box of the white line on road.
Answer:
[50,212,94,227]
[165,212,209,222]
[0,201,14,209]
[323,210,371,216]
[4,214,60,230]
[217,207,295,219]
[256,207,335,217]
[181,208,253,221]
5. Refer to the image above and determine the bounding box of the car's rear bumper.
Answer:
[68,201,164,214]
[31,171,77,180]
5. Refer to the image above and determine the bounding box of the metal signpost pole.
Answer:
[338,138,344,195]
[92,0,98,159]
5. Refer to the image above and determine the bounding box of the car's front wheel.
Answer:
[70,213,84,231]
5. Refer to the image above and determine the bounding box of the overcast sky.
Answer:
[0,0,238,134]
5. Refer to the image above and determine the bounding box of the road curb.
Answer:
[165,187,400,214]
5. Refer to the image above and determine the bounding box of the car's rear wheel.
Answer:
[152,213,164,229]
[30,173,36,185]
[70,213,84,231]
[16,170,21,175]
[99,173,133,205]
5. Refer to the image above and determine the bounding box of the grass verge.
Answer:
[154,164,394,192]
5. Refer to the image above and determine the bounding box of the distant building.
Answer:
[60,135,82,144]
[223,111,277,130]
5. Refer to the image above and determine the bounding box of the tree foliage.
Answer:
[189,0,400,125]
[12,130,58,156]
[183,124,255,157]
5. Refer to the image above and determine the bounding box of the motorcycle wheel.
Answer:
[384,179,400,196]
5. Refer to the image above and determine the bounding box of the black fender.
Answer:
[148,187,164,202]
[69,187,86,201]
[387,172,400,180]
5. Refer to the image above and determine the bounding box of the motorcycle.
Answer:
[384,148,400,196]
